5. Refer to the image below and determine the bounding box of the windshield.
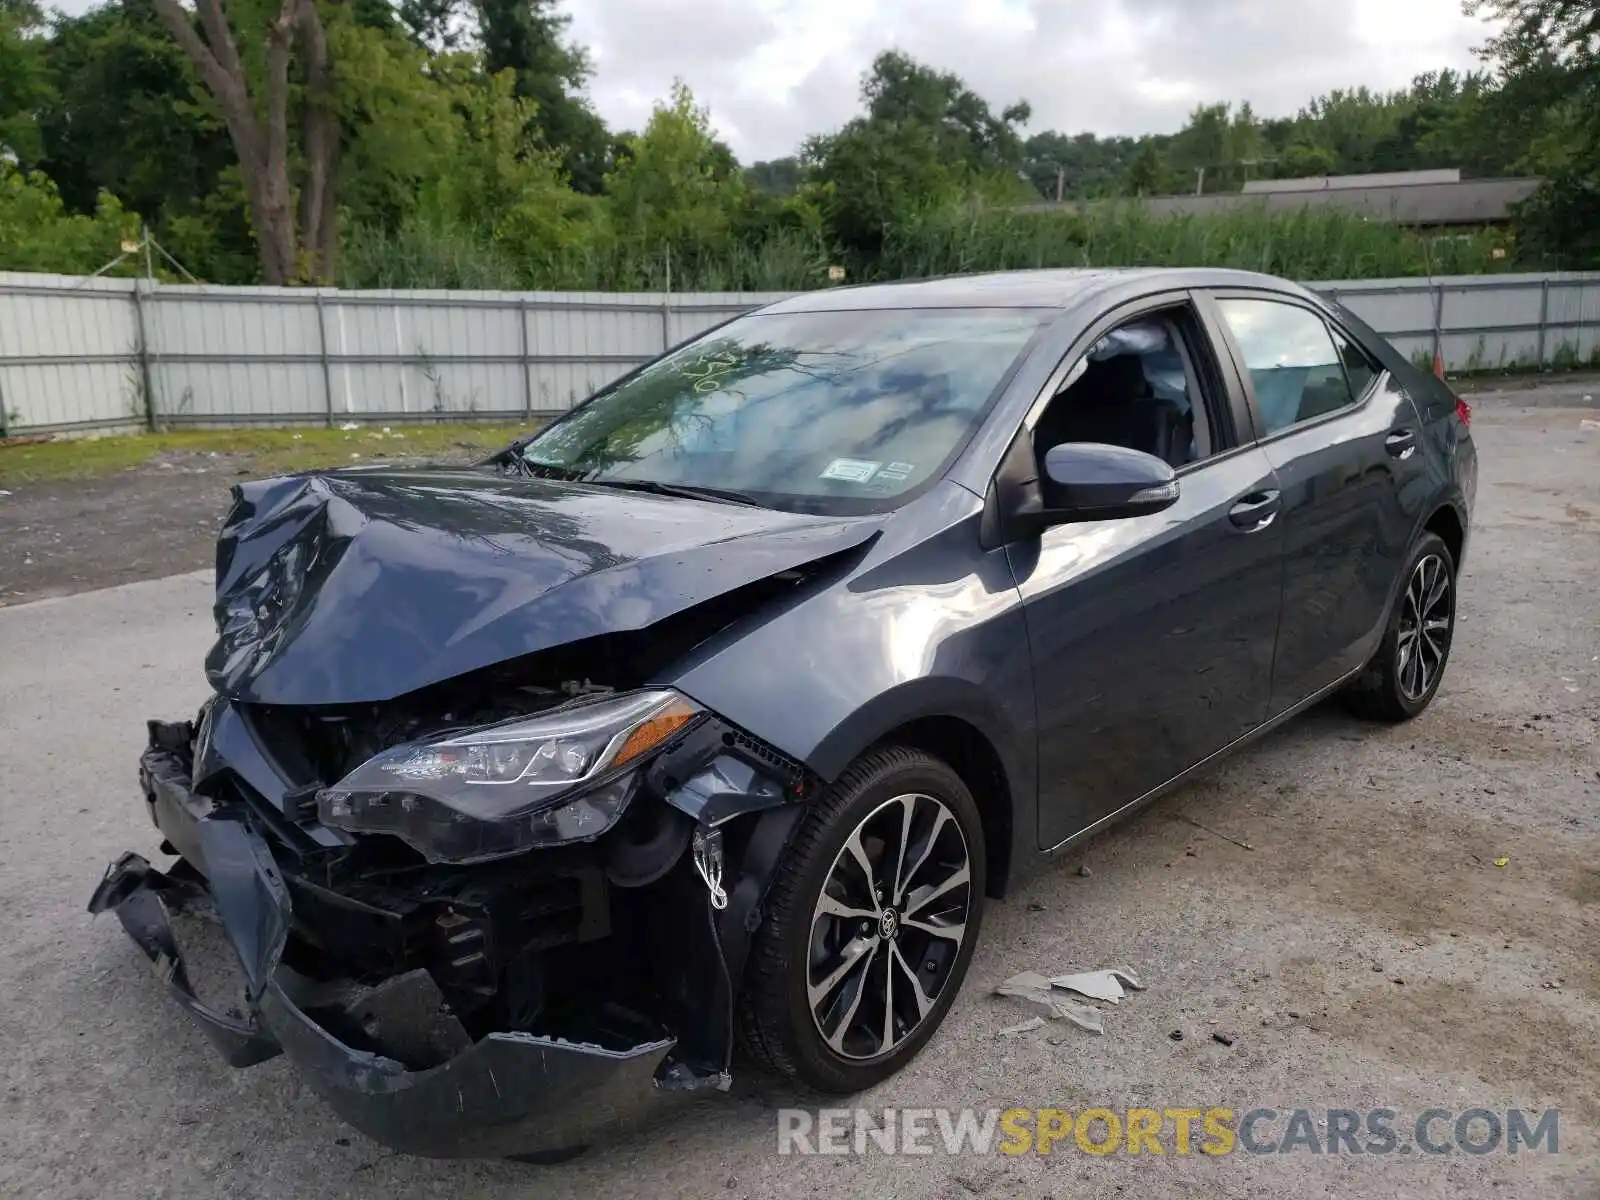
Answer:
[519,307,1047,512]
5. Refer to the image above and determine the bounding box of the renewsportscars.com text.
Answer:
[777,1107,1559,1157]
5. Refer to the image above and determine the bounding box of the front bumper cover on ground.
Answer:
[88,740,708,1160]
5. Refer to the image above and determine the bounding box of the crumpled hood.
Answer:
[207,466,879,705]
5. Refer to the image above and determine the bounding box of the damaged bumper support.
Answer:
[90,720,801,1160]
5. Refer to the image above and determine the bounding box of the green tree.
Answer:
[145,0,341,283]
[603,82,748,272]
[0,0,50,163]
[1022,130,1147,200]
[1467,0,1600,264]
[861,49,1031,171]
[1167,102,1230,188]
[475,0,610,192]
[806,51,1031,260]
[1125,142,1165,195]
[747,156,801,195]
[0,161,139,273]
[397,0,462,50]
[33,0,249,280]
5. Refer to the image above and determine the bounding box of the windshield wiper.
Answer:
[586,478,768,508]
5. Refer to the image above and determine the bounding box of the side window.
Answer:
[1217,298,1355,435]
[1032,307,1216,470]
[1329,325,1378,401]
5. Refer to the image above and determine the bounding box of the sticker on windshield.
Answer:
[819,458,882,483]
[875,461,916,483]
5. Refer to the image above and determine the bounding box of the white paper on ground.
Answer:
[1047,967,1146,1004]
[994,972,1108,1033]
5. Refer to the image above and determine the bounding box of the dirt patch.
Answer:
[1567,869,1600,908]
[1,464,234,604]
[1328,980,1598,1125]
[0,434,522,606]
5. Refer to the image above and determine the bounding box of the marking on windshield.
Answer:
[819,458,882,483]
[682,349,742,394]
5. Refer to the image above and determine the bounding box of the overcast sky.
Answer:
[46,0,1495,162]
[562,0,1495,161]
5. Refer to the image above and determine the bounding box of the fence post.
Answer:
[1432,282,1445,373]
[132,279,157,431]
[519,298,534,420]
[315,291,335,427]
[661,243,673,354]
[1579,277,1589,366]
[1534,277,1551,368]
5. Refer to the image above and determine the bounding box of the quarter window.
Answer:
[1330,325,1378,401]
[1218,299,1357,435]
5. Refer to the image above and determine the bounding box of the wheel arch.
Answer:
[809,686,1026,901]
[1424,501,1466,570]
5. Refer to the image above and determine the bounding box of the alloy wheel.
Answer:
[806,792,972,1061]
[1396,552,1452,702]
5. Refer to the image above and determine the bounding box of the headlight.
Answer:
[317,690,703,863]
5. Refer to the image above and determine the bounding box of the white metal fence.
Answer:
[3,270,1598,436]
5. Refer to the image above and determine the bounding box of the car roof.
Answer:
[757,267,1310,314]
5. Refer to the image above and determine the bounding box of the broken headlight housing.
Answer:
[317,690,703,863]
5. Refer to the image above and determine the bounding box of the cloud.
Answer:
[44,0,1492,163]
[562,0,1494,161]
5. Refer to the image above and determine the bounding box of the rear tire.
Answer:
[1343,531,1457,722]
[736,746,985,1093]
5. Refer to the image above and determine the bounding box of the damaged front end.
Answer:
[90,681,811,1159]
[88,466,880,1157]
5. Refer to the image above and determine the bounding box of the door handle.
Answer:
[1228,489,1281,532]
[1385,429,1417,460]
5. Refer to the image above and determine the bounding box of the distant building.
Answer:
[1017,169,1542,228]
[1241,168,1466,193]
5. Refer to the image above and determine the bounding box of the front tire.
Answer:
[1343,531,1457,722]
[736,746,985,1093]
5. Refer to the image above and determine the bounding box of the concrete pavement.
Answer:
[2,403,1597,1199]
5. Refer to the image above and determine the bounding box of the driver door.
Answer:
[1006,294,1287,848]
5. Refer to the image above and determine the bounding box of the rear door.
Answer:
[1203,290,1427,713]
[1009,292,1287,849]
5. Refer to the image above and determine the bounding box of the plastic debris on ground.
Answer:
[1048,967,1145,1003]
[340,421,360,431]
[998,1016,1047,1037]
[994,967,1146,1036]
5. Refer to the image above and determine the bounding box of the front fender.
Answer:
[663,486,1040,885]
[805,675,1027,789]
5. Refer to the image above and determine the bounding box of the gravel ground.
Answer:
[1,397,1597,1199]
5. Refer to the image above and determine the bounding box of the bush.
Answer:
[0,163,140,274]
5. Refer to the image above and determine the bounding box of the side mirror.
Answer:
[1039,442,1179,523]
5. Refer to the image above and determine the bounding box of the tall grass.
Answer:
[878,202,1506,282]
[340,218,527,290]
[339,219,831,293]
[340,202,1512,293]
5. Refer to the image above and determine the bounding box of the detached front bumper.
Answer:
[88,734,696,1160]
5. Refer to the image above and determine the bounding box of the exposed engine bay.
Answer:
[234,663,810,1069]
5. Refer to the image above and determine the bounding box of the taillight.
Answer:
[1455,397,1472,427]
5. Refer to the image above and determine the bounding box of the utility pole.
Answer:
[1056,166,1065,203]
[1194,166,1206,196]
